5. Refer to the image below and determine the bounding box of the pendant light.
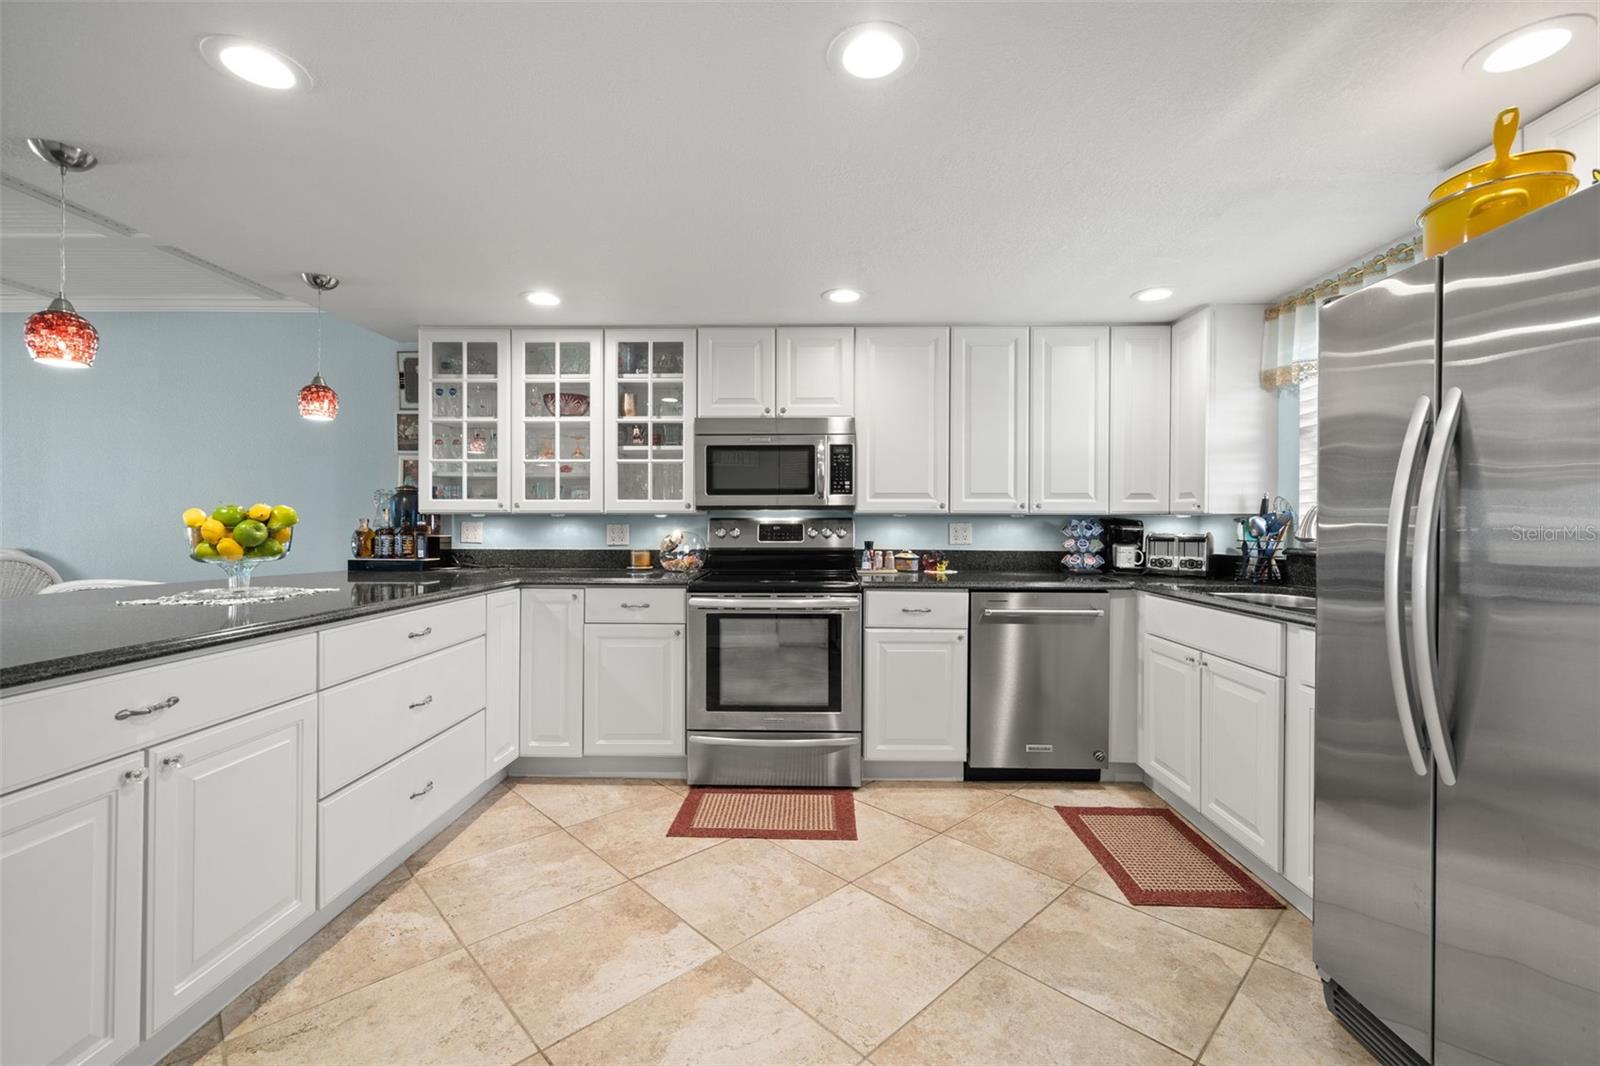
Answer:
[297,272,340,421]
[23,139,99,369]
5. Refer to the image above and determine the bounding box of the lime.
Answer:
[250,538,284,559]
[232,519,269,548]
[267,504,299,531]
[212,504,245,527]
[182,507,207,528]
[192,542,219,560]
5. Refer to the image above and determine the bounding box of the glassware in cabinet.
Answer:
[419,329,511,511]
[513,329,602,511]
[603,330,696,512]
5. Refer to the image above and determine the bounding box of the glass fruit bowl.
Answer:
[182,505,298,597]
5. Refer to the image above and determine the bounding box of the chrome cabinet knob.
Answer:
[161,754,184,770]
[123,768,147,784]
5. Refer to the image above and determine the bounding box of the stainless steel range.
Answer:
[686,516,862,787]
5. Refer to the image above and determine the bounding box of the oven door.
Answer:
[688,594,862,731]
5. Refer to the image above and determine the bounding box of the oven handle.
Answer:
[688,596,861,612]
[691,734,859,748]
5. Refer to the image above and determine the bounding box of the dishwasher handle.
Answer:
[981,608,1105,619]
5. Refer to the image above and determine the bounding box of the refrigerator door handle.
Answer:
[1384,394,1433,777]
[1411,385,1463,786]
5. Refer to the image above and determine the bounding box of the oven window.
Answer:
[704,445,815,496]
[706,614,840,713]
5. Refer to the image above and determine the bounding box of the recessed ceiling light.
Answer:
[523,290,561,307]
[198,36,311,90]
[823,288,863,304]
[1131,287,1173,303]
[1467,14,1593,73]
[827,23,918,81]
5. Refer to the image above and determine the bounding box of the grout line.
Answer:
[1192,956,1256,1065]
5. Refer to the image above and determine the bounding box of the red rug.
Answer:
[1056,806,1283,908]
[667,787,857,840]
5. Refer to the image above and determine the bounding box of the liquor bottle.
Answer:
[413,519,430,559]
[352,517,374,558]
[374,522,396,559]
[397,524,416,558]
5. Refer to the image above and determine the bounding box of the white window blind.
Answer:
[1297,372,1317,517]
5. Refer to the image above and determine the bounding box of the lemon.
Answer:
[216,537,245,560]
[267,504,299,531]
[182,507,207,528]
[199,518,226,544]
[272,527,293,544]
[247,503,272,522]
[192,542,219,560]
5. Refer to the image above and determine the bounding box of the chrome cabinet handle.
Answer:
[901,607,933,614]
[409,695,434,710]
[123,768,147,784]
[982,608,1105,618]
[1384,394,1433,777]
[410,781,434,800]
[1411,386,1463,786]
[619,602,650,609]
[408,626,433,640]
[115,695,179,721]
[161,754,184,770]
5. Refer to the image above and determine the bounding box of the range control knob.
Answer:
[713,527,727,538]
[728,527,742,538]
[822,528,837,539]
[806,527,818,538]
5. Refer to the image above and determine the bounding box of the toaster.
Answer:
[1146,532,1212,575]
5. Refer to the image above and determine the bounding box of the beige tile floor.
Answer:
[163,778,1375,1066]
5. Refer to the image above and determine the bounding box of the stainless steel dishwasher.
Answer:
[968,591,1109,772]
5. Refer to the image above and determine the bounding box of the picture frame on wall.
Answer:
[396,412,419,453]
[396,349,419,410]
[399,456,418,488]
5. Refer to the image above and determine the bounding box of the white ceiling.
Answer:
[2,1,1597,340]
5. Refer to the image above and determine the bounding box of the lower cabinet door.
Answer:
[1199,655,1285,869]
[1283,679,1315,894]
[863,628,968,761]
[521,589,585,757]
[583,624,685,756]
[1140,634,1202,805]
[485,589,521,773]
[146,696,317,1031]
[1,753,146,1066]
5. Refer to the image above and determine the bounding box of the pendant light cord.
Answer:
[315,288,324,375]
[57,164,67,298]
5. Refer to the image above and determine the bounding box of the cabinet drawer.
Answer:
[1,635,316,794]
[585,587,686,624]
[319,597,486,687]
[1140,594,1284,675]
[865,590,968,629]
[318,711,486,906]
[320,637,486,796]
[1287,625,1315,684]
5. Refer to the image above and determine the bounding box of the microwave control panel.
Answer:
[829,444,854,496]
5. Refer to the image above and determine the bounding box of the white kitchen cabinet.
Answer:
[776,326,854,417]
[855,326,950,513]
[1,753,145,1066]
[1524,85,1600,197]
[1029,326,1110,513]
[146,696,317,1031]
[1169,306,1274,514]
[485,589,520,774]
[950,326,1029,513]
[1283,626,1315,896]
[1108,325,1172,513]
[419,328,513,512]
[513,329,603,512]
[1140,633,1201,805]
[1199,654,1284,869]
[583,623,686,756]
[604,329,698,513]
[521,588,586,757]
[863,628,968,762]
[698,327,776,418]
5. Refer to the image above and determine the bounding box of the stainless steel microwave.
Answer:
[693,417,855,509]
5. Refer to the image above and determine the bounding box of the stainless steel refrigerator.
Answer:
[1316,183,1599,1066]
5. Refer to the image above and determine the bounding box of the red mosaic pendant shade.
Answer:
[297,373,339,421]
[25,298,98,369]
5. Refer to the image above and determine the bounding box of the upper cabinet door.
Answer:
[1109,325,1172,513]
[951,326,1028,514]
[697,328,776,418]
[513,329,603,513]
[419,328,513,513]
[776,327,854,418]
[604,329,698,513]
[1503,85,1599,196]
[855,327,950,513]
[1029,326,1110,513]
[1169,309,1211,514]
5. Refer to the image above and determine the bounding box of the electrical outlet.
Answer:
[948,522,973,546]
[460,520,485,545]
[605,523,630,546]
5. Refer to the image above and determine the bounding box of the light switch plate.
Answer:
[460,520,485,545]
[606,523,630,546]
[948,522,973,546]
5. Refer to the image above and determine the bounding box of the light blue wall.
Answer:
[1,312,398,582]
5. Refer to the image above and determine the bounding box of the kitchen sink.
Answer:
[1206,590,1317,611]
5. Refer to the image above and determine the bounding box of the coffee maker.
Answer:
[1106,518,1146,573]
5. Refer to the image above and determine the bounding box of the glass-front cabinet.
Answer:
[513,329,603,512]
[418,328,512,511]
[603,329,698,513]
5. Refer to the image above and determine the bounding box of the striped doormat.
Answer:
[1057,806,1283,908]
[667,787,857,840]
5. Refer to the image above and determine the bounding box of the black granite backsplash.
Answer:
[453,548,640,569]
